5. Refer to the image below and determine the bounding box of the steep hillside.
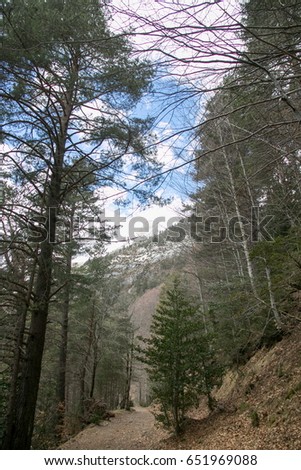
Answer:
[158,325,301,450]
[130,285,162,405]
[130,286,161,338]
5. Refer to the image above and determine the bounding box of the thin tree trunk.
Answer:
[55,203,76,440]
[220,134,258,297]
[89,346,98,400]
[90,305,102,401]
[265,264,282,330]
[232,246,245,282]
[122,338,134,410]
[220,245,230,287]
[79,297,96,417]
[227,118,256,208]
[213,182,245,284]
[55,247,72,439]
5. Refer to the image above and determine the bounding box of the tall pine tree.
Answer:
[1,0,158,449]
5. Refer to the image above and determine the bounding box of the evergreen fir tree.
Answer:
[138,277,221,435]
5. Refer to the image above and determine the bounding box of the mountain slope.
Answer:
[130,285,162,405]
[158,326,301,449]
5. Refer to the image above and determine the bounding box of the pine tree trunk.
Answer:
[4,239,54,449]
[89,346,98,400]
[56,245,72,440]
[2,125,68,448]
[55,202,76,439]
[79,297,96,417]
[121,339,134,410]
[2,257,37,449]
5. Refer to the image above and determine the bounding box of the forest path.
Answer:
[60,407,166,450]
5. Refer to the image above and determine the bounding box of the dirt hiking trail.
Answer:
[60,407,167,450]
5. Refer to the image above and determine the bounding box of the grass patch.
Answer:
[239,402,249,413]
[285,381,301,400]
[249,409,260,428]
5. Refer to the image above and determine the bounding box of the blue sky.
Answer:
[99,76,200,252]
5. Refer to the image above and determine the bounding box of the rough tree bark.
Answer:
[3,95,73,448]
